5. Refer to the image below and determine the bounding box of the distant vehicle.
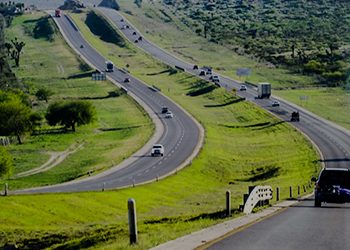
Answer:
[165,111,173,118]
[151,144,164,157]
[124,77,130,83]
[239,85,247,91]
[120,19,124,22]
[271,100,280,107]
[203,66,212,75]
[105,61,114,72]
[55,9,61,17]
[257,82,271,99]
[211,75,220,82]
[80,44,84,48]
[199,70,205,76]
[313,168,350,207]
[193,65,198,70]
[291,111,300,122]
[138,36,143,41]
[133,31,137,35]
[161,107,168,114]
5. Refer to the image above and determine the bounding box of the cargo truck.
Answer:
[55,9,61,17]
[105,61,114,72]
[257,82,271,98]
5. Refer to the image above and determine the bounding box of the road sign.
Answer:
[92,72,106,81]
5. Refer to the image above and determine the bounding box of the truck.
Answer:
[55,9,61,17]
[105,61,114,72]
[257,82,271,99]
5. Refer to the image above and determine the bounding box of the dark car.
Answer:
[161,107,168,114]
[313,168,350,207]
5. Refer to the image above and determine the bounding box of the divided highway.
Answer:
[96,7,350,250]
[15,12,202,194]
[99,7,350,169]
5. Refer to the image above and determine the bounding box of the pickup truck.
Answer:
[151,144,164,157]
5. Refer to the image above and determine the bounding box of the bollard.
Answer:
[102,182,105,192]
[156,175,159,182]
[132,179,135,187]
[4,183,8,196]
[276,187,279,201]
[298,186,300,196]
[303,185,306,193]
[128,198,138,244]
[289,186,293,199]
[226,190,231,217]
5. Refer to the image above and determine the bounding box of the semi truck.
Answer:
[257,82,271,98]
[105,61,114,72]
[55,9,61,17]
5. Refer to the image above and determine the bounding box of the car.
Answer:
[193,65,198,70]
[239,85,247,91]
[124,77,130,83]
[199,70,205,76]
[165,111,173,118]
[211,75,220,82]
[313,168,350,207]
[271,101,280,107]
[138,36,143,41]
[151,144,164,157]
[80,44,84,48]
[133,31,137,35]
[161,106,168,113]
[291,111,300,122]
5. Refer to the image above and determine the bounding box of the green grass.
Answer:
[275,88,350,130]
[0,10,320,249]
[1,12,153,189]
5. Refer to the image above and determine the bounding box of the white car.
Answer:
[271,101,280,107]
[165,111,173,118]
[239,85,247,91]
[211,75,220,82]
[151,144,164,157]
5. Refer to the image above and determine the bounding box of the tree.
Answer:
[35,87,53,102]
[0,99,39,144]
[10,37,25,67]
[0,146,13,178]
[46,101,96,132]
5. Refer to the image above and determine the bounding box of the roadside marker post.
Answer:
[276,187,279,201]
[128,198,138,244]
[289,186,293,199]
[4,183,8,196]
[226,190,231,217]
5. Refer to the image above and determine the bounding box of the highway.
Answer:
[14,12,202,194]
[98,7,350,169]
[96,7,350,250]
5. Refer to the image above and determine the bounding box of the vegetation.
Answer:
[46,100,96,132]
[0,12,153,189]
[0,146,13,178]
[162,0,350,87]
[0,10,320,249]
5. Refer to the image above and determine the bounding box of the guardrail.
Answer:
[243,185,273,214]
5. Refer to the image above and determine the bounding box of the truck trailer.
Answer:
[257,82,271,99]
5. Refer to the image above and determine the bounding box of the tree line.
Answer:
[162,0,350,87]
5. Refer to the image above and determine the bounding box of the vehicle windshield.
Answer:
[319,170,350,188]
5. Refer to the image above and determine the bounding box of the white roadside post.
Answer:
[128,198,138,244]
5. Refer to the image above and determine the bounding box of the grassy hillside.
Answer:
[0,12,153,189]
[0,10,320,249]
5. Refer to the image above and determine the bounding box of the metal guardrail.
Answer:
[243,185,273,214]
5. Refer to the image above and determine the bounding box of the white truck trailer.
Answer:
[257,82,271,98]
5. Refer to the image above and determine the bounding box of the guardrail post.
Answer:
[128,198,138,244]
[226,190,231,217]
[4,183,8,196]
[276,187,279,201]
[289,186,293,199]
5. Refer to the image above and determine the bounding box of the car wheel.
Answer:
[161,154,163,157]
[314,199,321,207]
[151,153,154,157]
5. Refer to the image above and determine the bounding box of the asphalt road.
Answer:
[96,8,350,250]
[14,12,202,194]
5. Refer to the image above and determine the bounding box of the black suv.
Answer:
[313,168,350,207]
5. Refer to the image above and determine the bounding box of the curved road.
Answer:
[96,7,350,250]
[15,12,202,194]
